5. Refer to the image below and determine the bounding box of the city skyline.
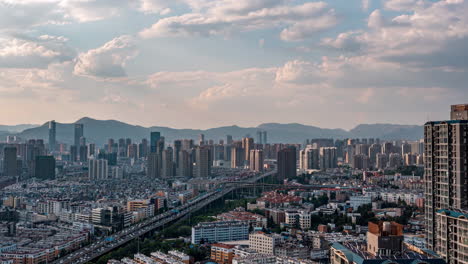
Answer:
[1,0,468,129]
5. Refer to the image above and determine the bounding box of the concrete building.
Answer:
[249,232,282,255]
[249,149,264,172]
[195,147,211,178]
[277,146,296,182]
[424,114,468,253]
[88,159,108,180]
[299,146,319,171]
[191,221,249,244]
[320,147,337,169]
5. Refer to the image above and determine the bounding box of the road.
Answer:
[52,170,276,264]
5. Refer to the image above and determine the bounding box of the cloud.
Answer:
[140,1,337,41]
[322,0,468,70]
[73,35,138,79]
[0,35,75,68]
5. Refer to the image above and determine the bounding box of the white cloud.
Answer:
[140,1,337,41]
[0,35,75,68]
[73,35,138,78]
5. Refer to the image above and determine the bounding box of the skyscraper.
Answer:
[177,150,192,177]
[34,156,55,180]
[249,149,264,172]
[424,104,468,264]
[162,147,174,178]
[48,120,56,152]
[299,146,319,171]
[195,147,211,178]
[277,146,296,182]
[150,132,161,153]
[319,147,338,169]
[451,103,468,120]
[3,146,18,176]
[147,152,160,178]
[173,140,182,169]
[226,135,233,145]
[242,137,254,163]
[256,131,263,145]
[262,131,267,144]
[74,124,84,147]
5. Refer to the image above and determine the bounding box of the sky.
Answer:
[0,0,467,130]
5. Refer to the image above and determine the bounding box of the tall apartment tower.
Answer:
[88,159,109,180]
[147,152,160,178]
[74,124,84,147]
[424,104,468,264]
[242,137,254,163]
[249,149,264,172]
[48,120,56,152]
[161,147,174,178]
[195,147,211,178]
[3,146,18,176]
[300,146,320,170]
[277,146,296,182]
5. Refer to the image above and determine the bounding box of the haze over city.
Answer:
[2,0,468,128]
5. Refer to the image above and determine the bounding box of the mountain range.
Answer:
[2,117,424,145]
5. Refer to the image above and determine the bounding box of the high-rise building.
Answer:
[79,145,88,162]
[231,146,244,168]
[199,134,205,146]
[242,137,254,163]
[299,146,320,171]
[138,139,148,158]
[401,142,412,156]
[3,146,18,176]
[262,131,267,144]
[70,145,78,162]
[88,143,96,158]
[147,152,160,178]
[34,156,55,180]
[150,132,161,153]
[48,120,56,152]
[368,144,382,167]
[277,146,296,182]
[74,124,84,147]
[127,144,138,159]
[195,147,211,178]
[162,147,174,178]
[173,140,182,168]
[256,131,263,145]
[376,153,388,170]
[107,138,115,153]
[226,135,233,145]
[424,104,468,264]
[88,159,109,180]
[177,150,192,177]
[320,147,338,169]
[249,149,264,172]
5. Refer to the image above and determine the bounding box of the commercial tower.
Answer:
[48,120,56,152]
[74,124,84,147]
[150,132,161,153]
[424,104,468,264]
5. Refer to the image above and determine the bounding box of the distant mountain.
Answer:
[349,124,423,140]
[11,117,424,146]
[0,124,38,133]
